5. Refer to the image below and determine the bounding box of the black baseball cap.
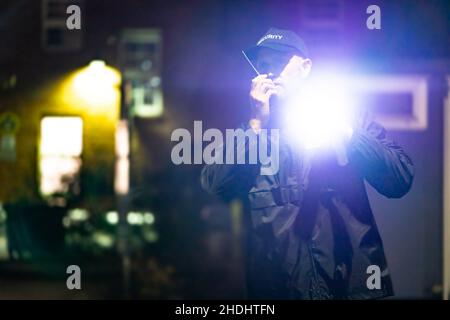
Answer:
[243,27,309,68]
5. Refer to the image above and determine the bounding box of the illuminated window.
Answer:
[352,75,428,130]
[119,29,163,118]
[39,116,83,201]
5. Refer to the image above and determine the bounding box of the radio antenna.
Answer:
[242,50,260,76]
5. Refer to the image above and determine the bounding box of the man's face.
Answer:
[255,47,312,96]
[255,48,294,77]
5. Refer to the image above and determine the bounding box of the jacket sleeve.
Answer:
[200,123,260,199]
[346,110,414,198]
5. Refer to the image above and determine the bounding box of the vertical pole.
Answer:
[117,193,131,298]
[116,77,132,299]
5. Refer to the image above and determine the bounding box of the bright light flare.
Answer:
[283,76,355,150]
[72,60,120,106]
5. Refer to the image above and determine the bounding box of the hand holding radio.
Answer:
[249,74,278,128]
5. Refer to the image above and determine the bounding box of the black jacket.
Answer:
[201,111,414,300]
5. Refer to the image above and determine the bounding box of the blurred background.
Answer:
[0,0,449,299]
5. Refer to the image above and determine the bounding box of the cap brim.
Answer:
[243,43,306,68]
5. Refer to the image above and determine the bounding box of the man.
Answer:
[201,27,414,299]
